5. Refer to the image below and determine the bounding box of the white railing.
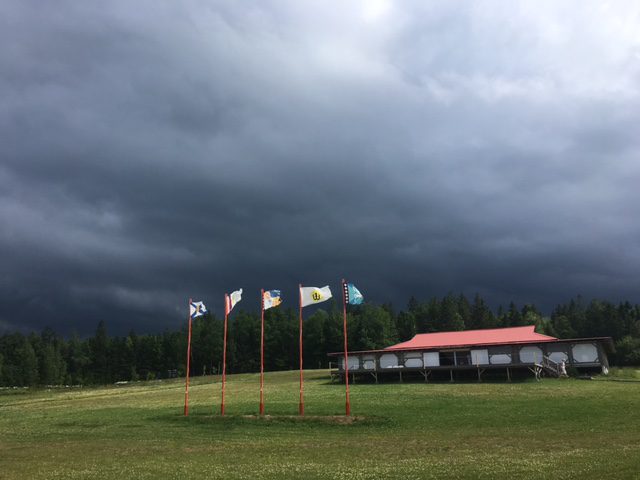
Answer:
[541,355,560,377]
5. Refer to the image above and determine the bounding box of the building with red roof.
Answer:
[329,325,612,382]
[385,325,556,351]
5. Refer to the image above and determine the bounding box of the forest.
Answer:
[1,293,640,386]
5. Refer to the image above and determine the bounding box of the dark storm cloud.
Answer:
[1,1,640,334]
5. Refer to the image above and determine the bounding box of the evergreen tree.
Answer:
[470,294,496,329]
[551,314,576,338]
[441,293,465,331]
[90,321,111,383]
[264,307,298,371]
[160,330,182,374]
[506,302,524,326]
[395,311,416,341]
[457,294,471,326]
[521,305,542,328]
[424,298,442,332]
[304,309,328,369]
[615,336,640,366]
[66,332,91,384]
[18,336,39,386]
[349,304,397,351]
[230,310,260,373]
[2,291,640,386]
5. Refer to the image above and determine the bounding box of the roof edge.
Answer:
[327,336,614,356]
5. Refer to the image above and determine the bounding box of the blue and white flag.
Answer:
[190,301,207,318]
[343,283,364,305]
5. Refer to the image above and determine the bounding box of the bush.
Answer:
[615,336,640,366]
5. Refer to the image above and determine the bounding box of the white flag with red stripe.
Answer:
[225,289,242,315]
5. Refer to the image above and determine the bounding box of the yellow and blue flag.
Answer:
[263,290,282,310]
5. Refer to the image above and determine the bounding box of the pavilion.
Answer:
[329,325,613,382]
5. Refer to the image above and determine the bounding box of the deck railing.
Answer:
[541,355,560,377]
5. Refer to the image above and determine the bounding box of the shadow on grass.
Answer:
[319,376,546,386]
[154,411,388,431]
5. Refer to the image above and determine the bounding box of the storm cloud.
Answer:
[1,1,640,334]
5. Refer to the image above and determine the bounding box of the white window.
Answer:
[362,355,376,370]
[380,353,400,368]
[340,356,360,370]
[423,352,440,367]
[404,351,422,368]
[519,346,543,363]
[572,344,598,363]
[405,357,423,368]
[470,349,489,365]
[490,354,511,364]
[548,352,568,363]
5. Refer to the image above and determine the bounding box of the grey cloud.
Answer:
[1,0,640,334]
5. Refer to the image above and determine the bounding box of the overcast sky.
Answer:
[1,1,639,335]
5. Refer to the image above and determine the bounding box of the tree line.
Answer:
[1,294,639,387]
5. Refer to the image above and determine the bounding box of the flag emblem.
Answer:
[343,283,364,305]
[300,286,332,307]
[263,290,282,310]
[225,289,243,315]
[190,301,207,318]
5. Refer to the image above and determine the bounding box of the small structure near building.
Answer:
[329,325,613,383]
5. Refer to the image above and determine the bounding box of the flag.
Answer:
[263,290,282,310]
[190,301,207,318]
[300,286,332,307]
[343,283,364,305]
[225,288,243,315]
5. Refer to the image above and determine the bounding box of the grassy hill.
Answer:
[1,370,639,479]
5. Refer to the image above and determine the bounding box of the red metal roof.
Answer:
[385,325,557,351]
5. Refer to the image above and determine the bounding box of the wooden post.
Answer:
[298,284,304,416]
[184,299,192,416]
[341,279,351,416]
[221,294,229,416]
[259,289,265,416]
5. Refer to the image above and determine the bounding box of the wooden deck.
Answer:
[329,356,598,383]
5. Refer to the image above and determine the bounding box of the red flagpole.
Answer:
[260,289,265,415]
[342,280,351,416]
[184,298,192,416]
[298,283,304,416]
[221,294,229,416]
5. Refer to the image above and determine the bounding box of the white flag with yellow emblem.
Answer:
[300,286,332,307]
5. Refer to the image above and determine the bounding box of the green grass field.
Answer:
[1,370,639,479]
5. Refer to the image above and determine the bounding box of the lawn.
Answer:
[1,370,639,479]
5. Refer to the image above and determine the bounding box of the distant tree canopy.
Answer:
[1,294,639,386]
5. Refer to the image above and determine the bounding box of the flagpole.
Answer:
[341,280,351,416]
[184,298,192,416]
[260,289,265,416]
[298,283,304,416]
[221,293,229,416]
